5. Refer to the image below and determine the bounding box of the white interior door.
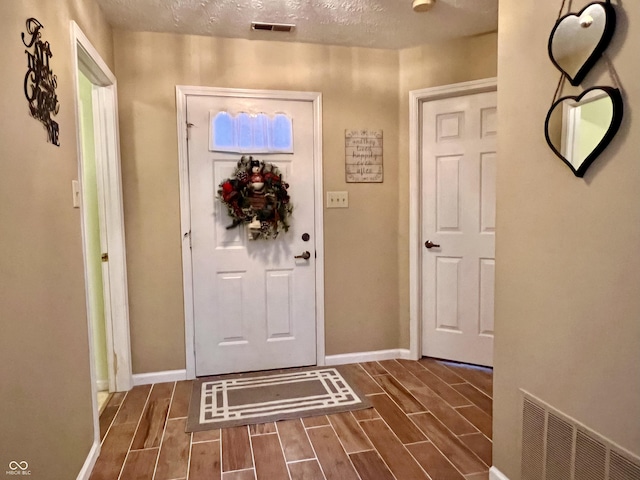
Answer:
[187,92,317,376]
[420,90,497,367]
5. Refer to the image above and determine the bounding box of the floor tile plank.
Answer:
[359,362,387,376]
[287,460,326,480]
[327,412,373,453]
[367,394,426,444]
[373,374,426,414]
[410,413,487,475]
[456,405,493,438]
[252,434,289,480]
[441,362,493,397]
[131,382,173,450]
[307,426,360,480]
[398,362,471,407]
[119,448,158,480]
[277,419,315,462]
[108,391,127,408]
[89,423,137,480]
[155,417,191,480]
[415,358,466,384]
[351,408,380,422]
[169,380,192,418]
[189,440,221,480]
[349,450,395,480]
[459,433,492,467]
[336,364,383,395]
[99,405,119,441]
[465,472,490,480]
[193,428,221,442]
[222,470,255,480]
[113,385,151,425]
[453,383,493,416]
[406,441,466,480]
[358,419,430,480]
[221,426,253,472]
[302,416,330,428]
[377,360,426,390]
[408,386,478,435]
[250,422,276,435]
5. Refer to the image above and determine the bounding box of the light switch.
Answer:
[326,191,349,209]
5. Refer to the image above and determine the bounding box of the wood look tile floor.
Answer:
[91,358,493,480]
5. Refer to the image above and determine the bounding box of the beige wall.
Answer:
[115,30,498,373]
[397,33,498,348]
[494,1,640,477]
[0,1,113,479]
[114,32,401,371]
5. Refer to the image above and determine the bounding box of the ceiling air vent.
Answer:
[251,22,295,33]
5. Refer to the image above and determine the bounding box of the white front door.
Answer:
[187,91,318,376]
[420,90,497,367]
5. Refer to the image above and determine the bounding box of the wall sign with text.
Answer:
[22,18,60,146]
[345,129,383,183]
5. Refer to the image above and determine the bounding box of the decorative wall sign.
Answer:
[345,129,383,183]
[218,156,293,240]
[22,18,60,146]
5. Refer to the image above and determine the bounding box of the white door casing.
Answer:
[177,87,325,378]
[409,79,497,367]
[71,21,133,476]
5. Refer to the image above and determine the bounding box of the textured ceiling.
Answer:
[96,0,498,50]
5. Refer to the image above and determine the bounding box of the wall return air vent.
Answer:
[521,391,640,480]
[251,22,295,32]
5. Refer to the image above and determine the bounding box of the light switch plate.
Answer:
[326,191,349,208]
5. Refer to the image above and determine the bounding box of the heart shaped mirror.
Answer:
[545,87,623,177]
[548,1,616,86]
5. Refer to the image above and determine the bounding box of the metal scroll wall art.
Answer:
[22,18,60,146]
[544,0,623,177]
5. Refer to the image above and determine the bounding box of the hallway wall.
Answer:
[0,1,113,478]
[494,1,640,477]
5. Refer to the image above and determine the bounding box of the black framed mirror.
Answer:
[544,86,623,177]
[548,1,616,86]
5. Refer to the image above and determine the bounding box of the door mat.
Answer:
[186,365,371,432]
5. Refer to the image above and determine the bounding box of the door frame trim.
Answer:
[71,21,133,468]
[175,86,325,379]
[409,77,497,360]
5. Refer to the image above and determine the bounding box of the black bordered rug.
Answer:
[186,365,371,432]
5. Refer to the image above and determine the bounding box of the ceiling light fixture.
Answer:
[412,0,436,12]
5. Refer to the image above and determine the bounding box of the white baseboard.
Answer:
[96,379,108,391]
[325,348,412,366]
[76,440,100,480]
[490,466,510,480]
[132,369,188,386]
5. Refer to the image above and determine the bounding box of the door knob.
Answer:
[295,251,311,260]
[424,240,440,249]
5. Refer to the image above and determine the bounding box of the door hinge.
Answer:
[184,230,192,249]
[186,122,194,141]
[101,252,109,262]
